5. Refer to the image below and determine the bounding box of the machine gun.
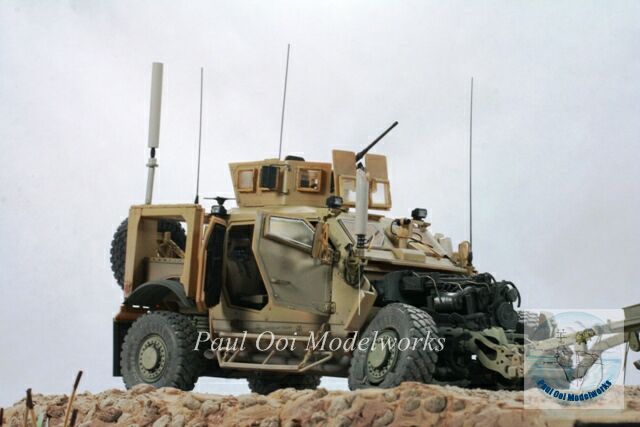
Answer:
[355,121,398,163]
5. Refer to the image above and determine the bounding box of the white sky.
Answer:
[1,1,639,406]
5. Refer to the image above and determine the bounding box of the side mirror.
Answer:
[311,222,332,263]
[260,166,279,190]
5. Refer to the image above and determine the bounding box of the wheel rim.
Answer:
[366,330,399,384]
[138,334,167,382]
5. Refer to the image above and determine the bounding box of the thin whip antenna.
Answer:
[469,77,474,249]
[278,44,291,160]
[194,67,204,204]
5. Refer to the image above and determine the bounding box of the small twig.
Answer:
[62,371,83,427]
[69,409,78,427]
[22,397,28,427]
[26,389,38,427]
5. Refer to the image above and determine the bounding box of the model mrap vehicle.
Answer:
[112,63,526,394]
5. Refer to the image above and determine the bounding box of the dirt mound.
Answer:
[3,383,640,427]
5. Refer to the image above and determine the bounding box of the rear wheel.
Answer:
[121,311,204,390]
[348,303,439,390]
[247,373,321,395]
[110,218,186,288]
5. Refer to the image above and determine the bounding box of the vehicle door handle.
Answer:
[271,278,292,285]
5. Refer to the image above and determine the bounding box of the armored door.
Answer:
[253,212,332,316]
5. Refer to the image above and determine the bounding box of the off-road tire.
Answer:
[348,303,439,390]
[110,218,186,288]
[247,373,321,395]
[121,311,204,391]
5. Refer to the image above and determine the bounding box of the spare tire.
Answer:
[110,218,186,288]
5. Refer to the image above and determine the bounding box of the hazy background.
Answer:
[1,1,639,405]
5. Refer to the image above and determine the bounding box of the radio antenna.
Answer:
[277,44,291,160]
[469,77,474,250]
[145,62,163,205]
[194,67,204,204]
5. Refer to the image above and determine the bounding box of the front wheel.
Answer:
[121,311,204,390]
[348,303,439,390]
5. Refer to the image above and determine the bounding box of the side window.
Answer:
[297,168,323,192]
[338,176,357,205]
[237,169,256,192]
[265,216,314,251]
[370,179,391,208]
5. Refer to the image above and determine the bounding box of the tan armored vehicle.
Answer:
[111,63,527,394]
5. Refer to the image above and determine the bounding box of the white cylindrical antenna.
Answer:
[355,166,369,250]
[145,62,164,204]
[148,62,164,149]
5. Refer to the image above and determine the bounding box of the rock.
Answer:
[327,396,349,416]
[186,418,206,427]
[100,396,116,408]
[451,399,466,411]
[383,390,397,402]
[371,410,394,427]
[169,414,186,427]
[310,410,327,423]
[260,417,280,427]
[200,400,220,417]
[152,414,171,427]
[403,397,421,413]
[158,387,182,395]
[424,395,447,413]
[46,404,65,418]
[238,394,258,408]
[182,395,201,410]
[131,384,156,395]
[3,382,639,427]
[97,407,123,423]
[115,397,138,413]
[333,415,352,427]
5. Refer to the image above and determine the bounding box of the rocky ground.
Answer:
[3,383,640,427]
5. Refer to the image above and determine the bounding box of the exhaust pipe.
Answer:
[145,62,163,204]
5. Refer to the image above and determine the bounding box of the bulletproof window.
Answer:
[370,179,391,208]
[297,168,323,192]
[237,169,256,192]
[265,216,314,251]
[338,176,357,205]
[260,166,279,191]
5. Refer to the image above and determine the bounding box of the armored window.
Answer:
[265,216,314,251]
[338,176,357,205]
[370,179,391,209]
[259,166,280,191]
[297,168,323,192]
[237,169,256,192]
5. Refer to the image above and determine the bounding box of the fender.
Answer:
[124,279,195,309]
